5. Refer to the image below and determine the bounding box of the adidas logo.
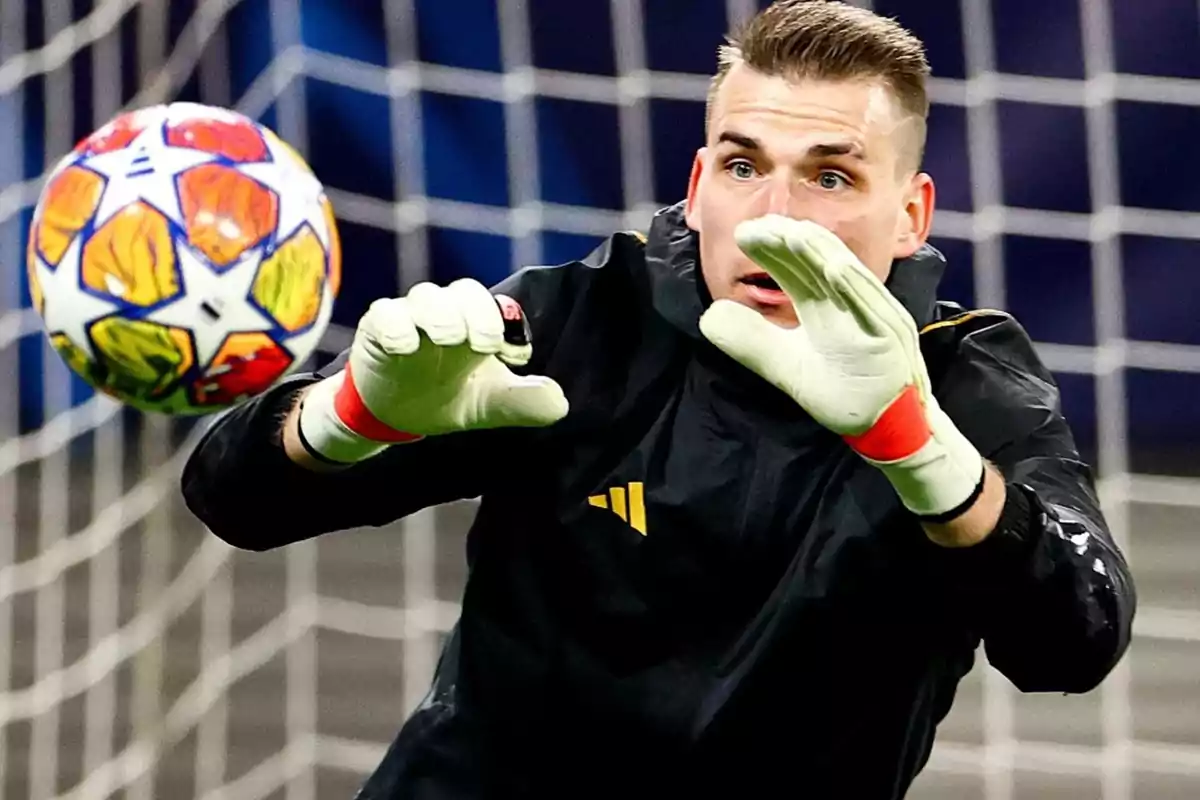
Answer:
[587,481,647,536]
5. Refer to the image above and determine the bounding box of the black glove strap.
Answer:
[294,398,355,468]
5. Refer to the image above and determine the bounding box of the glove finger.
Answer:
[778,220,907,343]
[817,270,889,340]
[835,255,922,355]
[793,219,919,339]
[699,299,802,394]
[736,216,858,327]
[735,216,829,308]
[841,283,931,400]
[824,238,933,398]
[484,373,569,428]
[406,282,468,347]
[358,296,421,357]
[493,294,534,367]
[445,278,504,355]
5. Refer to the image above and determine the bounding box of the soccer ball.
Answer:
[26,102,341,414]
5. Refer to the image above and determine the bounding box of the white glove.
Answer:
[297,278,569,465]
[698,215,985,520]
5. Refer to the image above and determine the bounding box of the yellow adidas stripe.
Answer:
[920,308,1007,335]
[627,482,646,536]
[610,486,627,522]
[587,482,647,535]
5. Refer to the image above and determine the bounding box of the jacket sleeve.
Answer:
[923,310,1136,695]
[179,351,526,551]
[179,237,619,551]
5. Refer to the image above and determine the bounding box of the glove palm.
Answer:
[300,279,568,465]
[699,215,929,437]
[699,215,983,520]
[346,293,566,436]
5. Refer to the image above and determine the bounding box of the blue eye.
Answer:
[818,171,849,190]
[727,160,756,180]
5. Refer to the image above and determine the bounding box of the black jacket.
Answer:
[181,202,1135,799]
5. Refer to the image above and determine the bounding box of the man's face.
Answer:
[685,63,935,327]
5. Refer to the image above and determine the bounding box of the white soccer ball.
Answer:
[26,102,341,414]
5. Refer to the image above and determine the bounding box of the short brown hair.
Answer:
[706,0,931,169]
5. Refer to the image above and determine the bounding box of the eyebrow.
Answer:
[716,131,762,151]
[809,141,865,160]
[716,131,865,160]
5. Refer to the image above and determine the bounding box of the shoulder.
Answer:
[488,229,651,366]
[919,301,1050,383]
[919,301,1073,460]
[491,229,648,304]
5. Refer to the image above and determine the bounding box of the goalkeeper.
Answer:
[182,2,1135,797]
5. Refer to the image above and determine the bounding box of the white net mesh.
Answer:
[1,0,1200,798]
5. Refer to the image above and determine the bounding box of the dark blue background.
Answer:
[7,0,1200,475]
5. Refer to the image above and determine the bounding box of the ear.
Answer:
[684,148,706,232]
[893,172,935,260]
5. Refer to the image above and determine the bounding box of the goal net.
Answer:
[2,0,1199,798]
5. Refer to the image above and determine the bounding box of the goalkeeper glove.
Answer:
[297,278,569,465]
[698,215,985,520]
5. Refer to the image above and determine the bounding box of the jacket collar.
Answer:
[643,201,947,339]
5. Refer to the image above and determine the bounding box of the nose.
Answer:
[763,175,791,216]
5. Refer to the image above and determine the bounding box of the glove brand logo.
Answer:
[587,482,647,536]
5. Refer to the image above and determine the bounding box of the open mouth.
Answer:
[738,273,790,307]
[740,274,781,290]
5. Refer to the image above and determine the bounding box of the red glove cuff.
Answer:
[333,361,423,443]
[841,384,931,462]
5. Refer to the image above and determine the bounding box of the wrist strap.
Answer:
[295,396,355,467]
[852,389,986,519]
[914,464,987,524]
